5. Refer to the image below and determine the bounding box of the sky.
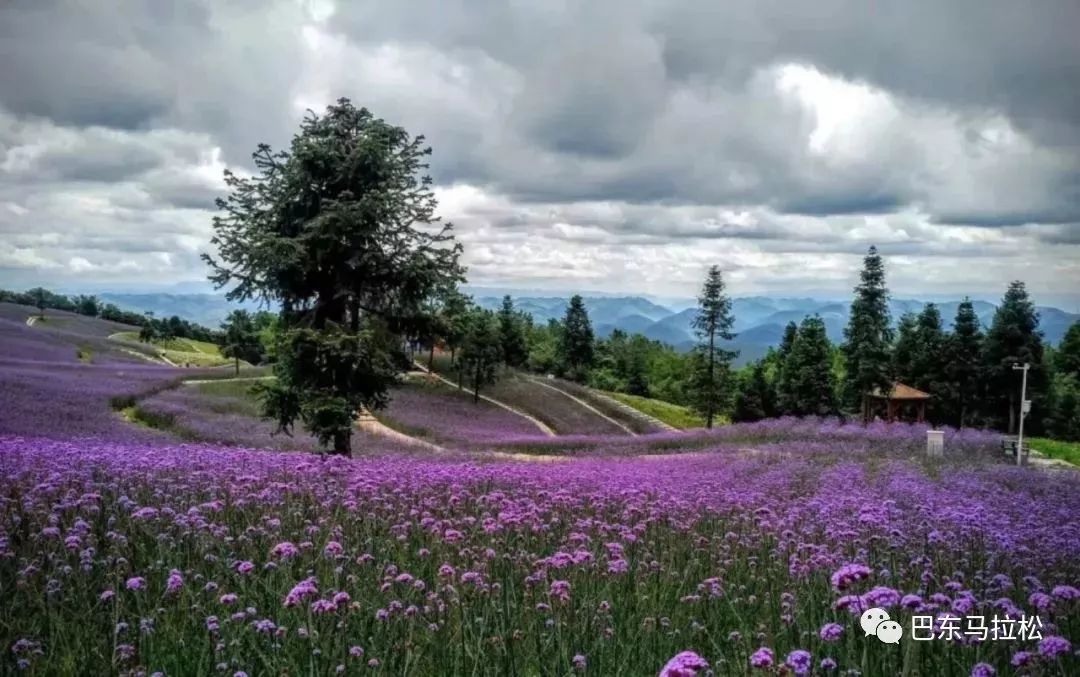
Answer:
[1,0,1079,306]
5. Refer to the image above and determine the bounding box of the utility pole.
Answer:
[1012,363,1030,467]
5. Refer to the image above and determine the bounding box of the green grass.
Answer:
[1028,437,1080,466]
[111,331,231,367]
[192,380,266,416]
[603,391,707,429]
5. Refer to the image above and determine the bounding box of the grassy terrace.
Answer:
[605,390,707,429]
[1029,437,1080,466]
[111,331,232,367]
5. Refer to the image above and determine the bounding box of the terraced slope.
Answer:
[427,354,629,436]
[524,376,672,434]
[376,378,550,445]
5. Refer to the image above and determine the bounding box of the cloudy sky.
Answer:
[1,0,1079,304]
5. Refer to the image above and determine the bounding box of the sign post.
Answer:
[1012,363,1030,467]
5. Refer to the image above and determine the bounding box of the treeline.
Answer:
[729,250,1080,441]
[203,100,1080,453]
[1,286,221,344]
[407,249,1079,441]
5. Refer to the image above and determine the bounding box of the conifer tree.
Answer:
[733,361,775,422]
[983,281,1046,433]
[842,246,893,420]
[781,316,837,416]
[944,299,984,427]
[911,303,948,420]
[891,313,919,385]
[690,266,738,427]
[498,295,529,368]
[205,99,464,454]
[558,295,595,382]
[1056,321,1080,381]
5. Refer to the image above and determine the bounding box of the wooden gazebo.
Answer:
[865,382,931,423]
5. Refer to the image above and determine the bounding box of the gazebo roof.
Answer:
[869,382,932,400]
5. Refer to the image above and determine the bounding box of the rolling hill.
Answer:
[71,292,1079,367]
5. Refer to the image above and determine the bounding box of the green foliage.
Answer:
[842,245,893,416]
[943,299,984,427]
[220,309,263,375]
[732,362,775,422]
[458,308,503,402]
[1044,374,1080,441]
[778,316,837,416]
[983,281,1047,434]
[557,295,595,382]
[498,295,529,368]
[1028,437,1080,466]
[1057,321,1080,381]
[690,265,737,427]
[204,99,464,454]
[74,294,99,317]
[256,325,400,452]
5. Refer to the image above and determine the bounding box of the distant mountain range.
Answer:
[473,295,1079,366]
[98,292,1078,367]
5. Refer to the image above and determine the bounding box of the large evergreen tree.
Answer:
[558,295,595,382]
[944,299,984,427]
[842,246,893,420]
[690,266,738,427]
[204,99,464,454]
[911,303,948,420]
[983,281,1046,433]
[498,295,529,368]
[780,316,836,416]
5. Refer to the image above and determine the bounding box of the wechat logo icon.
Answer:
[860,607,903,644]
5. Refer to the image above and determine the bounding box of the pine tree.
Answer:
[204,99,464,454]
[891,313,919,385]
[558,295,595,382]
[779,321,798,361]
[983,281,1046,433]
[733,362,775,422]
[1057,321,1080,381]
[498,295,529,368]
[911,303,948,420]
[944,299,984,427]
[781,316,837,416]
[690,266,738,427]
[842,246,893,420]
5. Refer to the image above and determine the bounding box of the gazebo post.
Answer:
[917,400,926,423]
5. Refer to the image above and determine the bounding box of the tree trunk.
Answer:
[1008,391,1016,434]
[428,344,435,371]
[234,356,240,376]
[332,429,351,456]
[473,364,481,403]
[450,347,456,367]
[706,327,715,429]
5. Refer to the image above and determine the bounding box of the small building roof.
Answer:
[869,382,932,400]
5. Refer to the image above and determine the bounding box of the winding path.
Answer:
[412,362,557,437]
[525,377,638,436]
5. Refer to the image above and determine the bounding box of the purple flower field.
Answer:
[1,311,1078,674]
[1,435,1077,675]
[376,381,547,444]
[135,383,402,454]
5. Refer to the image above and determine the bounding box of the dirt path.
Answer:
[181,376,273,386]
[412,362,556,437]
[356,409,447,453]
[525,377,637,436]
[25,316,38,327]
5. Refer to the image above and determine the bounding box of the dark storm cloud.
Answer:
[0,0,1077,294]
